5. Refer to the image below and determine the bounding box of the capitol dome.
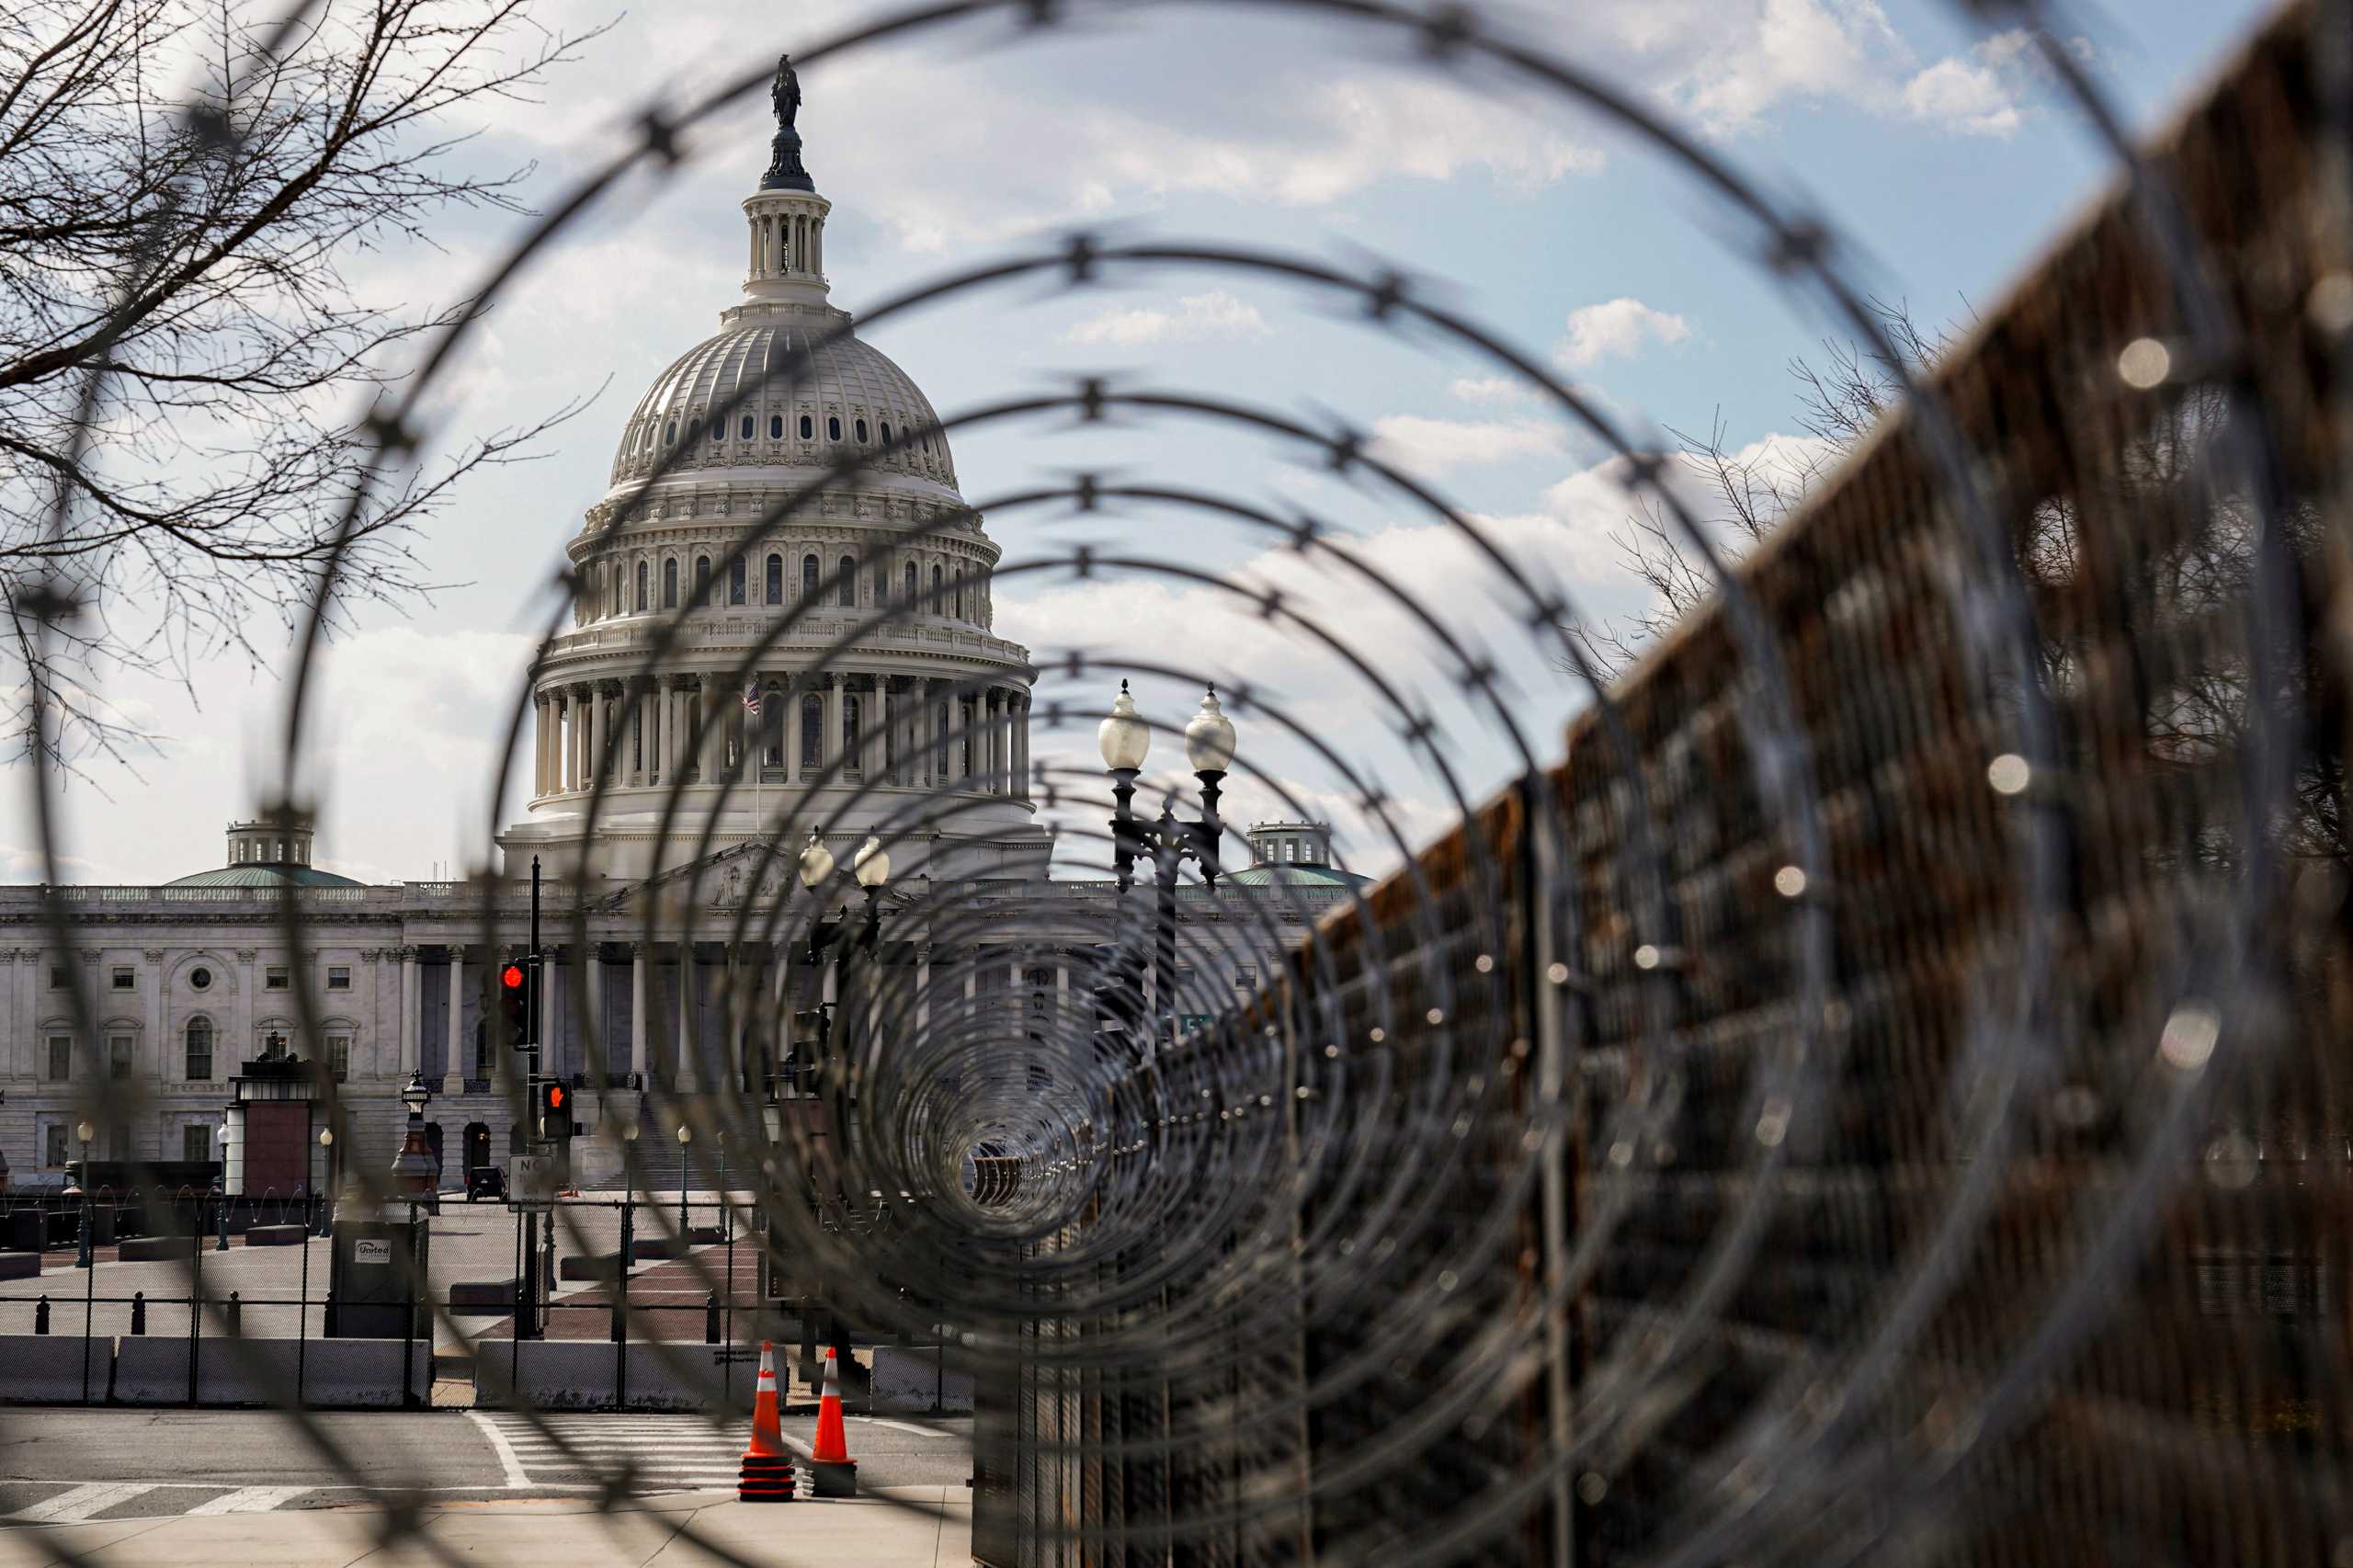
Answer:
[608,320,960,493]
[500,53,1048,887]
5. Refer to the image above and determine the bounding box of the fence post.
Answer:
[705,1290,720,1345]
[130,1291,145,1335]
[614,1198,631,1413]
[34,1295,49,1335]
[226,1290,242,1337]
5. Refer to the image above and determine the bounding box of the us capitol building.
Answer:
[0,65,1367,1196]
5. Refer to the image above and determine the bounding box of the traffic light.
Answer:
[537,1078,572,1142]
[499,957,535,1049]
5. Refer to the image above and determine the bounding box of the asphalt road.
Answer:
[0,1409,972,1522]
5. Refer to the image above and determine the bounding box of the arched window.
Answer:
[904,562,918,605]
[799,415,813,439]
[729,557,745,605]
[664,421,676,445]
[800,694,822,767]
[693,555,710,605]
[843,694,860,765]
[769,415,783,439]
[881,421,893,446]
[801,554,819,601]
[708,417,723,442]
[184,1017,214,1082]
[837,556,856,608]
[765,554,783,603]
[957,584,966,620]
[662,558,678,608]
[763,683,785,765]
[874,564,887,607]
[739,415,754,439]
[854,418,869,443]
[931,564,943,608]
[827,415,842,440]
[635,561,648,611]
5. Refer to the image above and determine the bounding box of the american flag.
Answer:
[743,680,762,715]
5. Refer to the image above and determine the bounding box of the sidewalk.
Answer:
[0,1488,971,1567]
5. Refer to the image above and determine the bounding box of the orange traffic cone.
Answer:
[807,1346,858,1497]
[737,1341,797,1503]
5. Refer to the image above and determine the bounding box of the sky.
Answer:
[12,0,2282,886]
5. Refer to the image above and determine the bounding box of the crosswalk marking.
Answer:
[470,1414,780,1495]
[12,1482,158,1523]
[185,1486,308,1516]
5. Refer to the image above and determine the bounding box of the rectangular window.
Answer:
[326,965,352,991]
[185,1022,213,1082]
[182,1125,214,1164]
[265,966,289,990]
[108,1035,133,1079]
[48,965,63,990]
[110,966,134,991]
[1236,965,1257,988]
[43,1124,68,1168]
[44,1035,70,1081]
[327,1035,351,1082]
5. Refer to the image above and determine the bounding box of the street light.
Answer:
[391,1072,438,1210]
[676,1121,693,1233]
[314,1127,335,1236]
[73,1119,95,1267]
[1100,683,1235,1051]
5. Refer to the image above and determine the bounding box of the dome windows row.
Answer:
[582,544,992,629]
[626,404,948,483]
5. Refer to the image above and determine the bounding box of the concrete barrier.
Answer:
[117,1234,199,1262]
[870,1346,974,1414]
[0,1252,39,1280]
[0,1335,108,1403]
[558,1253,627,1281]
[112,1336,432,1407]
[244,1224,307,1246]
[449,1278,520,1314]
[475,1341,746,1412]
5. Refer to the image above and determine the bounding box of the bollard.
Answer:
[130,1291,146,1335]
[225,1290,242,1337]
[322,1286,337,1339]
[705,1290,721,1345]
[214,1198,229,1252]
[34,1295,50,1335]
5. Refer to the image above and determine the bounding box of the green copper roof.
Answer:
[1222,863,1370,890]
[165,864,366,889]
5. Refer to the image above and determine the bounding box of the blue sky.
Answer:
[17,0,2281,884]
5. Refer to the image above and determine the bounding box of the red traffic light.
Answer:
[502,963,525,989]
[547,1084,565,1110]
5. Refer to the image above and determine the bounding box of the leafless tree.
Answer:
[1563,298,1960,679]
[0,0,608,774]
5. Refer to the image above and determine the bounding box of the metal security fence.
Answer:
[7,0,2352,1563]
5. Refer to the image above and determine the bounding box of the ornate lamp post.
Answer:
[1098,683,1235,1051]
[676,1122,693,1234]
[73,1119,94,1268]
[390,1072,438,1212]
[313,1127,335,1235]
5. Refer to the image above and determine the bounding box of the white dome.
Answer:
[608,315,959,491]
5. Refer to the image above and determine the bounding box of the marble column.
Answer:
[675,942,699,1092]
[784,676,803,779]
[628,943,648,1085]
[578,682,597,786]
[530,697,545,795]
[398,949,419,1074]
[821,674,842,770]
[699,674,724,786]
[584,944,604,1080]
[444,948,465,1088]
[669,679,692,784]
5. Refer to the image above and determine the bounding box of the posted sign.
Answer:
[354,1238,392,1266]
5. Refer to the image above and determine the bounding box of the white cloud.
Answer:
[1900,29,2035,136]
[1554,298,1693,369]
[1064,290,1272,347]
[1448,376,1534,405]
[1369,415,1567,478]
